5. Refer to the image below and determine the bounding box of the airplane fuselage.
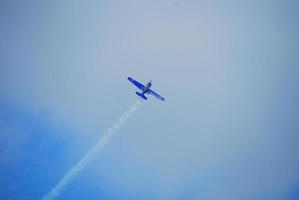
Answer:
[142,81,152,94]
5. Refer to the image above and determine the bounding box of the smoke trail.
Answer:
[42,100,141,200]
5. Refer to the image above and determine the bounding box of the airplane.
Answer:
[128,77,165,101]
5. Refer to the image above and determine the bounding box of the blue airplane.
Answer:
[128,77,165,101]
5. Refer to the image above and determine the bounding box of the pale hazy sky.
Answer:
[1,0,299,199]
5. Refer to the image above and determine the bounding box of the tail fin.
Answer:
[136,92,148,100]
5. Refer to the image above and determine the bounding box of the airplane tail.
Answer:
[136,92,148,100]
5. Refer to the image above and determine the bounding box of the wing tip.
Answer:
[159,96,166,101]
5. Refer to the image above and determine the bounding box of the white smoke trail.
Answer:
[42,100,141,200]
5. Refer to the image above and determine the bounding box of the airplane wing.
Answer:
[149,89,165,101]
[128,77,145,90]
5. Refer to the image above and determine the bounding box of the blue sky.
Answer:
[1,0,299,199]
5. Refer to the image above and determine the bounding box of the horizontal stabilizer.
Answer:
[136,92,148,100]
